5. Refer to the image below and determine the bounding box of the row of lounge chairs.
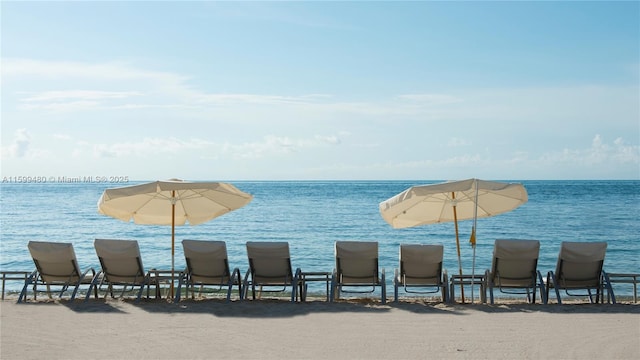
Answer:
[16,239,616,305]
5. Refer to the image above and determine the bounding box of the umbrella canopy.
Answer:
[379,178,528,302]
[379,179,527,229]
[97,179,253,297]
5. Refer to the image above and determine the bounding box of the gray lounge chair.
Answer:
[394,244,448,302]
[484,239,546,304]
[89,239,152,302]
[243,242,302,302]
[331,241,386,304]
[546,241,615,304]
[18,241,98,303]
[175,240,242,302]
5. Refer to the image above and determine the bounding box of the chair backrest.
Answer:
[28,241,82,283]
[94,239,145,283]
[246,242,292,279]
[399,244,443,280]
[182,240,229,279]
[490,239,540,282]
[555,241,607,286]
[335,241,379,282]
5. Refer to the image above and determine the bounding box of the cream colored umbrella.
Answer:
[97,179,253,297]
[379,178,527,303]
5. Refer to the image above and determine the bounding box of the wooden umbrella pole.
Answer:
[452,192,465,303]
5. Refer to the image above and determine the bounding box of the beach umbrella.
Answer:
[379,178,527,303]
[97,179,253,298]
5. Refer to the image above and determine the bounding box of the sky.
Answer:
[1,1,639,181]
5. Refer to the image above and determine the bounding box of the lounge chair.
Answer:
[89,239,152,302]
[331,241,386,304]
[18,241,98,303]
[546,241,615,304]
[484,239,546,304]
[175,240,242,302]
[394,244,448,302]
[243,242,302,302]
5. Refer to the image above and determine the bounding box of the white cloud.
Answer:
[86,133,344,161]
[316,135,341,145]
[6,59,636,135]
[18,90,144,112]
[447,137,471,147]
[52,133,72,141]
[21,90,143,103]
[92,137,212,158]
[20,100,102,112]
[397,93,463,105]
[217,134,344,160]
[347,135,639,180]
[2,58,638,180]
[2,129,31,158]
[2,58,189,84]
[538,135,640,167]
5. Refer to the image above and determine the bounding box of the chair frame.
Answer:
[243,242,302,302]
[18,241,98,303]
[484,239,546,304]
[546,241,616,304]
[330,241,386,304]
[175,240,243,302]
[88,239,152,302]
[393,244,448,303]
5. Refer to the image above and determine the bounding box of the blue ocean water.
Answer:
[1,180,639,298]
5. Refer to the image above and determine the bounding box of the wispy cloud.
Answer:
[2,58,637,179]
[397,94,463,105]
[3,59,465,117]
[92,137,213,158]
[447,137,472,147]
[2,58,189,83]
[9,58,635,132]
[539,134,640,166]
[52,133,72,141]
[21,90,143,103]
[88,133,344,161]
[215,134,344,160]
[349,135,639,179]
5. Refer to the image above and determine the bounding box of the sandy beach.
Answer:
[1,296,638,360]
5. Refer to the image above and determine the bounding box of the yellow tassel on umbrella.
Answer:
[469,226,476,246]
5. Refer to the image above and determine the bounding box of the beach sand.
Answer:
[1,297,639,360]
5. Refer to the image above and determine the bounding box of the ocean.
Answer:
[1,180,639,299]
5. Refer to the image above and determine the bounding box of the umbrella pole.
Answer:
[470,180,479,304]
[471,179,478,304]
[171,191,176,300]
[452,193,465,303]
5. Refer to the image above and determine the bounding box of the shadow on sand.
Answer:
[12,295,639,317]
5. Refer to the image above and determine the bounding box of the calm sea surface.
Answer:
[1,180,638,298]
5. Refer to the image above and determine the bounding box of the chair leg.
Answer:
[393,280,399,303]
[17,271,37,303]
[602,271,616,304]
[449,282,455,304]
[70,282,82,301]
[490,286,495,304]
[175,277,183,302]
[380,270,386,305]
[548,272,562,305]
[329,273,336,303]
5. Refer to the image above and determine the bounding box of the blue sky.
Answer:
[2,1,639,181]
